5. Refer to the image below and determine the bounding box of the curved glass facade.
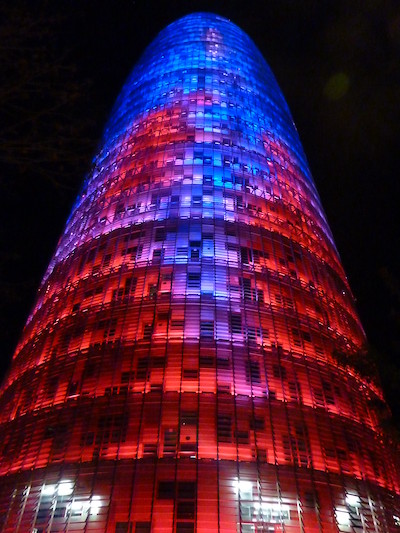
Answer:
[0,12,399,533]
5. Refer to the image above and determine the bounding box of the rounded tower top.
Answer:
[103,10,308,179]
[39,9,346,284]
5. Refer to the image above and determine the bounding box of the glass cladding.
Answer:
[0,12,399,533]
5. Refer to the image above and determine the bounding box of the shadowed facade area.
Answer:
[0,12,399,533]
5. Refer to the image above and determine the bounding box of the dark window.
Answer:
[187,273,201,289]
[113,288,124,300]
[176,524,195,533]
[155,227,166,241]
[163,428,177,455]
[230,313,241,335]
[190,248,200,260]
[240,246,252,264]
[152,248,164,262]
[116,523,133,533]
[245,360,261,384]
[171,195,180,206]
[125,277,137,294]
[152,357,166,369]
[241,277,252,301]
[199,355,214,367]
[235,430,250,444]
[192,196,202,205]
[200,321,214,337]
[143,324,153,340]
[149,284,158,299]
[247,326,257,341]
[181,413,198,427]
[136,358,149,379]
[177,501,195,519]
[157,481,175,499]
[250,417,265,430]
[217,357,230,369]
[273,364,287,379]
[135,523,151,533]
[217,414,232,442]
[183,369,198,379]
[178,482,197,499]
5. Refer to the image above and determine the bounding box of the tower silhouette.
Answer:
[0,12,399,533]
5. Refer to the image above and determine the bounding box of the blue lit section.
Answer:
[40,13,338,286]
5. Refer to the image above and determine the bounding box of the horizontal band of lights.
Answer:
[0,12,399,533]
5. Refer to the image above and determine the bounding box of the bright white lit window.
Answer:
[241,525,255,533]
[233,479,253,500]
[90,496,102,515]
[58,481,74,496]
[336,509,351,526]
[42,484,56,496]
[41,481,74,497]
[346,494,360,507]
[255,502,290,522]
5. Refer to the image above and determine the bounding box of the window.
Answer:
[240,246,252,264]
[157,481,175,499]
[176,524,195,533]
[155,227,166,241]
[230,313,241,335]
[125,277,137,295]
[178,482,196,499]
[199,355,214,367]
[116,523,132,533]
[217,414,232,442]
[246,360,261,384]
[217,357,230,369]
[241,277,252,301]
[200,321,214,338]
[183,369,198,379]
[187,272,201,289]
[181,413,198,427]
[152,248,164,262]
[135,523,151,533]
[177,501,195,519]
[273,364,287,379]
[163,428,177,455]
[250,417,265,430]
[143,324,153,340]
[192,196,202,206]
[171,195,179,206]
[189,241,201,260]
[136,358,149,380]
[149,284,158,299]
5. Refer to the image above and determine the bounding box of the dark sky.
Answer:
[1,0,399,421]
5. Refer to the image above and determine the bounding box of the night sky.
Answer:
[1,1,399,422]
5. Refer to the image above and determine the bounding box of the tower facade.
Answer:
[0,12,399,533]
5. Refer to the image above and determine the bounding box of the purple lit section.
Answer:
[0,12,399,533]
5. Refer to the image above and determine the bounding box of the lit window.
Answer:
[335,509,351,526]
[233,480,253,500]
[346,494,360,507]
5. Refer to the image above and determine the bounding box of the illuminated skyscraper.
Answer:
[0,12,399,533]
